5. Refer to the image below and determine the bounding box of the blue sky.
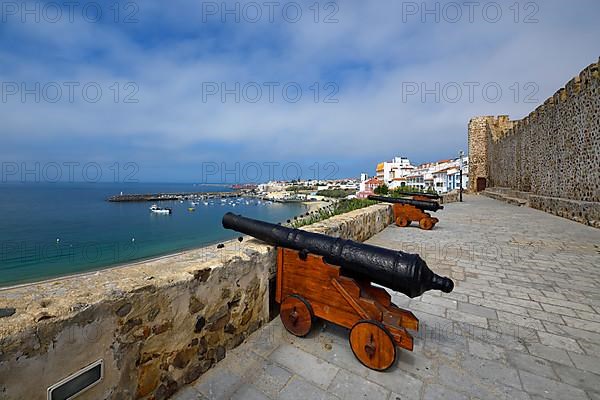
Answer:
[1,0,599,183]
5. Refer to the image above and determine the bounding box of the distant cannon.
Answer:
[368,195,443,230]
[222,212,454,370]
[399,191,441,201]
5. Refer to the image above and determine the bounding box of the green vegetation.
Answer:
[374,184,389,195]
[316,189,356,198]
[291,198,377,228]
[286,185,317,192]
[389,186,436,197]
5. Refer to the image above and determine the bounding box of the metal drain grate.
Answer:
[47,359,103,400]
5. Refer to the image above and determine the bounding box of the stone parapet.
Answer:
[0,204,393,400]
[441,190,460,204]
[529,195,600,228]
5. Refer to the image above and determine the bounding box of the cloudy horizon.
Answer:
[1,0,599,183]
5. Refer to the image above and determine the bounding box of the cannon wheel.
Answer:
[419,218,434,230]
[395,216,410,227]
[280,294,314,337]
[349,320,397,371]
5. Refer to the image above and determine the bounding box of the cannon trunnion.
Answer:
[222,212,454,371]
[368,195,443,230]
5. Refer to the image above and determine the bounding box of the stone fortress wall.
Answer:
[468,58,600,227]
[0,204,393,400]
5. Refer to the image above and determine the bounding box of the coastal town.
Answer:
[1,0,598,398]
[253,154,469,202]
[105,155,469,206]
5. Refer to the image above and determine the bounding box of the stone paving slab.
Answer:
[173,195,600,400]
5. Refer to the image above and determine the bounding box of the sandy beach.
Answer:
[302,200,330,212]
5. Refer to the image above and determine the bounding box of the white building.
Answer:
[372,155,469,194]
[433,168,451,193]
[376,157,415,184]
[447,158,469,191]
[388,177,407,189]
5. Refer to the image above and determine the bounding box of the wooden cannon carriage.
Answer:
[222,212,454,371]
[276,248,418,370]
[369,195,443,230]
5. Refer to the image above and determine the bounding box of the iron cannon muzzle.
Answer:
[432,275,454,293]
[222,212,454,298]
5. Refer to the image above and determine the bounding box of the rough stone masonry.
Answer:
[468,58,600,227]
[0,204,393,400]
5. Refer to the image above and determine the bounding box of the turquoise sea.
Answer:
[0,183,307,288]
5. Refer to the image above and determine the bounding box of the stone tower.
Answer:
[467,115,514,192]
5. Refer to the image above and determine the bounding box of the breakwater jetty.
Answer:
[107,191,241,202]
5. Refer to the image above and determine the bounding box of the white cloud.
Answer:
[1,0,599,178]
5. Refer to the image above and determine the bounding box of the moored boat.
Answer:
[149,204,172,215]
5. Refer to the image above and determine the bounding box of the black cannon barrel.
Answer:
[368,195,444,212]
[222,213,453,298]
[402,191,441,200]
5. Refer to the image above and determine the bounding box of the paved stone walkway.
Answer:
[173,195,600,400]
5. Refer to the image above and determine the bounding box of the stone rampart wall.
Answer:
[468,58,600,224]
[488,60,599,201]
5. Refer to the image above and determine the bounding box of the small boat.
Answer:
[188,207,196,212]
[149,204,172,215]
[203,202,209,206]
